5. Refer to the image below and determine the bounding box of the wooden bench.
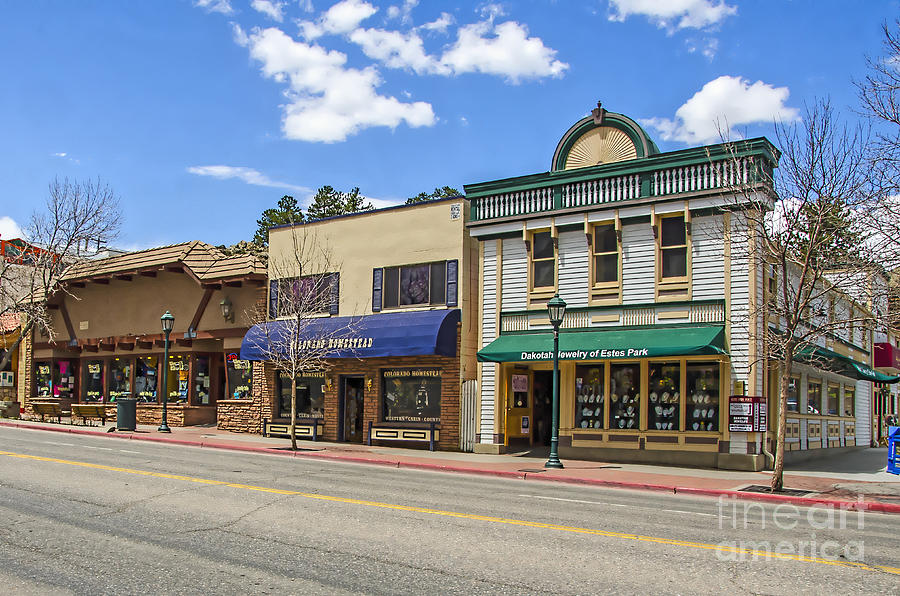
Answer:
[71,404,108,426]
[263,419,324,441]
[367,422,439,451]
[31,401,64,423]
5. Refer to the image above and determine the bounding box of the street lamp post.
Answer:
[545,293,566,469]
[159,311,174,433]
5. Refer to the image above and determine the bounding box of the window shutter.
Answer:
[446,260,458,307]
[372,268,383,312]
[268,280,279,318]
[329,273,340,315]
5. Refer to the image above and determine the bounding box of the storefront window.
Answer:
[686,362,719,432]
[108,358,132,401]
[786,375,800,412]
[609,363,640,430]
[35,361,53,398]
[53,360,75,400]
[649,362,681,431]
[135,356,158,403]
[844,386,856,417]
[382,368,441,423]
[225,354,253,399]
[166,354,188,403]
[277,372,325,418]
[82,360,104,402]
[575,365,604,429]
[194,356,210,405]
[827,383,840,416]
[807,379,822,415]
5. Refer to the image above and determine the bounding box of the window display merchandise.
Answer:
[382,369,441,422]
[574,365,604,429]
[648,362,680,431]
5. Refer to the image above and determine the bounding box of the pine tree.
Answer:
[252,195,304,247]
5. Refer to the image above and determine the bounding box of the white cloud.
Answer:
[0,216,24,240]
[478,3,507,20]
[387,0,418,24]
[51,151,80,164]
[440,21,568,82]
[608,0,736,31]
[419,12,454,33]
[299,0,377,40]
[187,165,312,193]
[194,0,234,15]
[231,22,250,46]
[349,28,446,74]
[246,27,435,142]
[251,0,285,22]
[640,75,800,144]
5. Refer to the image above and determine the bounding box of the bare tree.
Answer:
[715,100,894,491]
[0,177,121,369]
[245,224,359,450]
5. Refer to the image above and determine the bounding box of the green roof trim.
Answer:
[477,325,726,363]
[796,345,899,383]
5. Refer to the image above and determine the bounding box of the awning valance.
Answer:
[797,345,899,384]
[240,309,460,361]
[477,325,726,363]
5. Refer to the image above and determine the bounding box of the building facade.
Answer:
[235,197,479,451]
[465,106,894,470]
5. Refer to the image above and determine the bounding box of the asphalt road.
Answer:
[0,426,897,595]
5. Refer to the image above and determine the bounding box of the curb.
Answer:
[2,420,898,514]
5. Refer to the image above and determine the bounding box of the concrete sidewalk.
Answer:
[2,417,898,513]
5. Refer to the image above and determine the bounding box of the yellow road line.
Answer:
[2,450,897,576]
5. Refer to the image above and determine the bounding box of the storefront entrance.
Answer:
[340,376,365,443]
[532,371,553,446]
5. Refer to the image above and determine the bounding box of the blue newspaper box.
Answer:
[889,427,900,475]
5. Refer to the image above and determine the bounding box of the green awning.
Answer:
[796,345,899,383]
[477,325,726,363]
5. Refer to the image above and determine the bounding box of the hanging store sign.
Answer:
[728,395,767,433]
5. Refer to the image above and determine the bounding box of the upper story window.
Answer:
[373,260,458,311]
[531,231,555,290]
[269,273,339,319]
[660,215,687,279]
[593,224,618,283]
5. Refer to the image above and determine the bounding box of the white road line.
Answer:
[520,494,715,517]
[118,450,141,454]
[42,441,75,447]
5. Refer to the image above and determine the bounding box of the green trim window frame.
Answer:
[530,231,556,292]
[374,260,457,311]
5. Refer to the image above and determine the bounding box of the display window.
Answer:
[648,362,681,431]
[844,386,856,416]
[225,354,252,399]
[827,383,840,416]
[166,354,189,403]
[277,372,325,418]
[807,379,822,415]
[107,358,132,401]
[35,361,53,398]
[609,363,640,430]
[82,360,104,402]
[686,362,719,431]
[194,356,211,405]
[574,365,604,429]
[52,360,75,400]
[787,375,800,412]
[135,356,158,403]
[382,368,441,423]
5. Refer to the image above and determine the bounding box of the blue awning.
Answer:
[240,309,460,361]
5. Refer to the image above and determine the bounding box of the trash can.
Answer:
[888,427,899,476]
[116,398,137,431]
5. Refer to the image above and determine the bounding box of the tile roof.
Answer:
[61,241,265,283]
[0,313,20,334]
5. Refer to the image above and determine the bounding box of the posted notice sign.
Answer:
[728,395,767,433]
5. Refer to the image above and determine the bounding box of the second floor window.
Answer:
[660,215,687,279]
[593,223,618,283]
[269,273,339,318]
[531,231,555,289]
[373,260,457,310]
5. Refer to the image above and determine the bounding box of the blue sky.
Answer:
[1,0,897,249]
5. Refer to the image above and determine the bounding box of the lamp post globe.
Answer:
[159,311,174,433]
[545,293,566,469]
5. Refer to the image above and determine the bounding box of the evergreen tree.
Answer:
[406,186,461,204]
[253,195,304,247]
[306,186,373,221]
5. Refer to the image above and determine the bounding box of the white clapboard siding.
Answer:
[558,230,589,308]
[501,237,527,310]
[855,380,871,447]
[691,215,725,300]
[729,216,750,384]
[754,241,765,393]
[622,222,655,304]
[480,240,498,443]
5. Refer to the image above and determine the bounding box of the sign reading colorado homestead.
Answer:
[521,348,651,360]
[382,368,442,422]
[296,337,374,350]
